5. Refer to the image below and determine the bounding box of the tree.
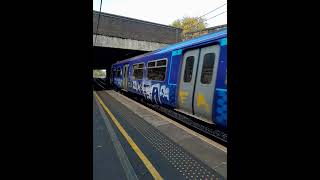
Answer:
[171,16,207,39]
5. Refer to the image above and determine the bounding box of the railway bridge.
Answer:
[93,11,182,70]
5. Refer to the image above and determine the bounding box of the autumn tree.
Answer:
[171,16,207,39]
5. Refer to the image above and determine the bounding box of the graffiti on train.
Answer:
[114,78,122,87]
[131,80,170,104]
[132,81,143,93]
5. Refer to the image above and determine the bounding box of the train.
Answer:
[110,29,227,129]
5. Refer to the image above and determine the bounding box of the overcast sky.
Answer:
[93,0,227,27]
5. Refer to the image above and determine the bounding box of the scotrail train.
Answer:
[110,29,227,132]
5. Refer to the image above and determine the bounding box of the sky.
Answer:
[93,0,227,28]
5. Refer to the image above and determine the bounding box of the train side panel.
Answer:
[213,38,227,129]
[126,51,181,108]
[111,64,124,89]
[111,30,227,129]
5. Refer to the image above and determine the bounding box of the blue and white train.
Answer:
[110,29,227,129]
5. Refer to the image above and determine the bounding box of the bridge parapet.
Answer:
[93,11,182,44]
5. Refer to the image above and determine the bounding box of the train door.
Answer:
[178,45,220,124]
[177,49,199,114]
[123,64,129,90]
[193,45,220,123]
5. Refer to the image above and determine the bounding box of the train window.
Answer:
[156,60,167,66]
[133,63,144,80]
[200,53,215,84]
[147,59,167,81]
[148,61,155,67]
[116,67,121,77]
[183,56,194,82]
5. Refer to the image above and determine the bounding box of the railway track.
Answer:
[93,78,107,90]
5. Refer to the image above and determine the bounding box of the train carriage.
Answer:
[111,29,227,129]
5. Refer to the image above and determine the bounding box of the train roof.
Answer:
[113,29,227,65]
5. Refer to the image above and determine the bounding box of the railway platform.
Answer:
[93,90,227,180]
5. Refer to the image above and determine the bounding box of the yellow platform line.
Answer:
[94,92,163,180]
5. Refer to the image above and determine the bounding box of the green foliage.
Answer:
[171,16,207,39]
